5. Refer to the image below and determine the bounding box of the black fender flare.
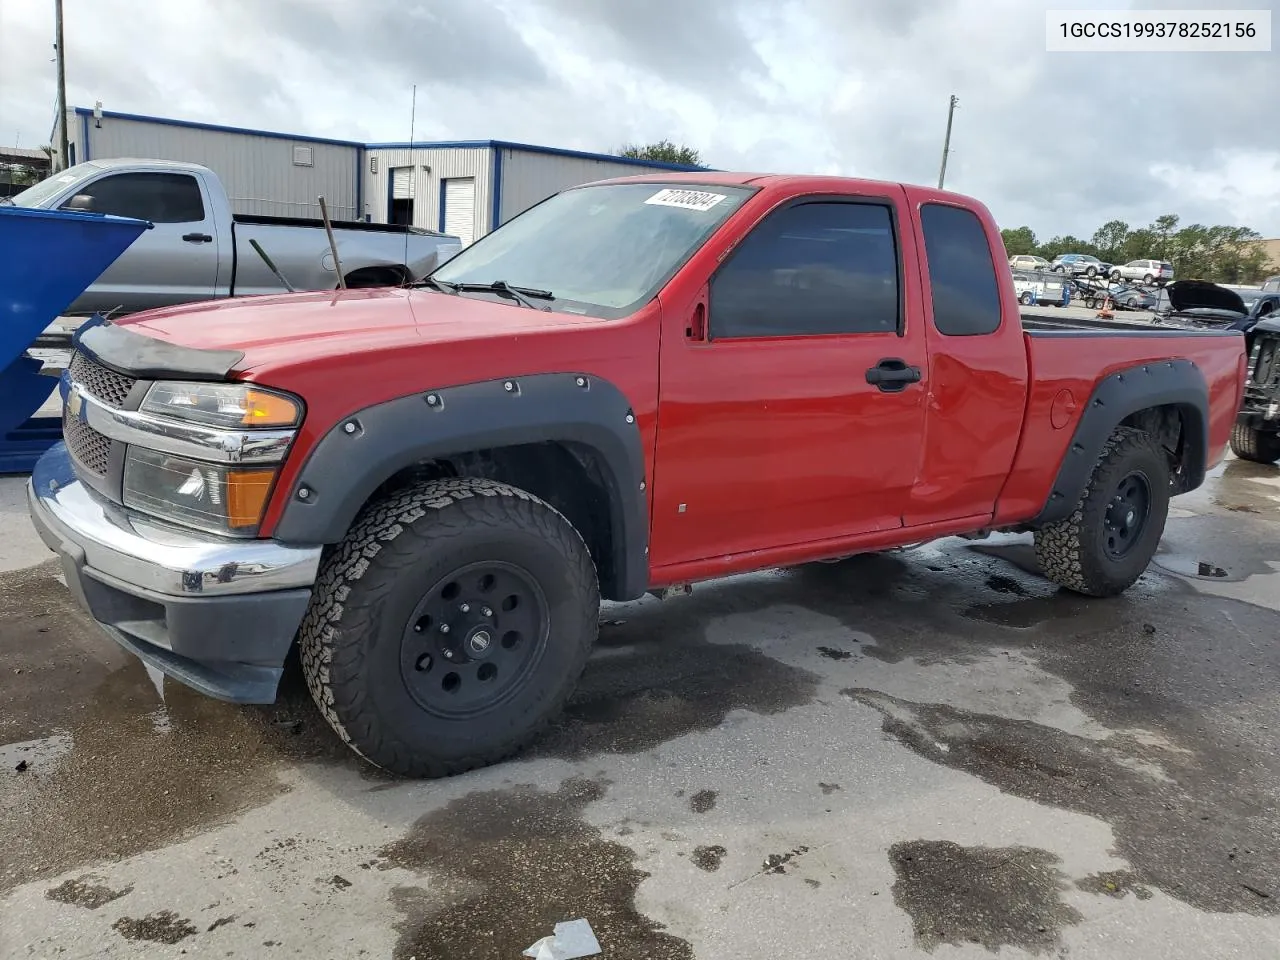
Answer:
[1033,358,1209,526]
[271,372,649,600]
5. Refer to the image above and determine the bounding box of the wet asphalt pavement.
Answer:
[2,456,1279,959]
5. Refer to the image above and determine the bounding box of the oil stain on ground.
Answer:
[377,777,692,960]
[0,563,387,898]
[888,839,1082,954]
[849,689,1280,915]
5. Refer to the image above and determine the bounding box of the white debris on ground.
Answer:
[523,918,602,959]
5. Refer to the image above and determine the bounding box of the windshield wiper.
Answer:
[417,276,460,294]
[455,280,554,311]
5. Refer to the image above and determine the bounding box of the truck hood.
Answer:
[113,287,603,368]
[1165,280,1246,315]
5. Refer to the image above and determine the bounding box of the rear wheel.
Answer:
[298,476,600,777]
[1143,274,1154,284]
[1019,292,1034,305]
[1034,427,1170,597]
[1230,423,1280,464]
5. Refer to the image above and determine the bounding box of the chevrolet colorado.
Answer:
[28,173,1248,777]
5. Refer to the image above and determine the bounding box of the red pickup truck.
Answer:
[29,173,1246,777]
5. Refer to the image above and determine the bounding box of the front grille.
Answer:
[63,411,112,476]
[1244,333,1280,406]
[68,350,136,409]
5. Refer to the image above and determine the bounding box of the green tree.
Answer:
[1000,226,1037,255]
[617,139,703,166]
[1090,219,1130,263]
[1038,236,1097,261]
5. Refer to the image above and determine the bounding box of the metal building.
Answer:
[56,108,703,244]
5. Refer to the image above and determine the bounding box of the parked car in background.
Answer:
[1009,254,1052,272]
[1011,270,1068,305]
[1262,276,1280,293]
[5,158,462,316]
[1109,259,1174,283]
[1051,253,1112,278]
[29,171,1247,777]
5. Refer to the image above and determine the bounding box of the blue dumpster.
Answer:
[0,205,151,472]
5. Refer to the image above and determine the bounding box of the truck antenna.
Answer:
[402,83,417,281]
[937,94,959,190]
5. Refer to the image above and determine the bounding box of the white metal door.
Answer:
[443,177,476,246]
[391,167,415,199]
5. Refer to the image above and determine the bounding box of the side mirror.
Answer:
[63,194,96,212]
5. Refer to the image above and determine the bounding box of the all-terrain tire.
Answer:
[297,476,600,778]
[1034,426,1170,597]
[1229,423,1280,465]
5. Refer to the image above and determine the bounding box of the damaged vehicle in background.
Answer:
[1151,280,1280,463]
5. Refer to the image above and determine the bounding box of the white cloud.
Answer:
[1,0,1277,239]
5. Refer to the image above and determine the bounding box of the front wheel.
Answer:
[1034,427,1170,597]
[1110,271,1122,281]
[1085,266,1098,278]
[1019,292,1034,305]
[298,476,600,777]
[1230,423,1280,464]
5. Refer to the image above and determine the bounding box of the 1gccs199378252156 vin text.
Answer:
[27,171,1248,777]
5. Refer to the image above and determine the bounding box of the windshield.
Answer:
[430,182,755,318]
[7,162,101,208]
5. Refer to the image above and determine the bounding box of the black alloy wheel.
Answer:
[1101,471,1151,560]
[399,561,549,717]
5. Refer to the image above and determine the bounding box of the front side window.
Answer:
[61,172,206,223]
[709,200,900,339]
[431,182,753,319]
[920,202,1002,336]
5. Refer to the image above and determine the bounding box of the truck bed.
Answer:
[995,320,1247,524]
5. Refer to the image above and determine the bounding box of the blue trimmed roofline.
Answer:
[72,107,711,171]
[365,139,709,171]
[73,107,366,148]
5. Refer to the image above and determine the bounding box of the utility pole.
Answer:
[55,0,69,171]
[937,94,959,190]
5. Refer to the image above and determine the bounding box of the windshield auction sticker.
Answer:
[644,189,728,212]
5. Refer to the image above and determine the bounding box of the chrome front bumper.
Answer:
[27,443,323,703]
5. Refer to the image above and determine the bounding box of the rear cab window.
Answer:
[918,203,1003,336]
[709,198,902,339]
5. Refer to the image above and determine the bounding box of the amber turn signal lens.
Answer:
[241,389,301,427]
[226,469,276,528]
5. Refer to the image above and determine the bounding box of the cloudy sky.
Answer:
[2,0,1278,240]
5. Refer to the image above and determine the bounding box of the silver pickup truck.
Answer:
[5,158,462,316]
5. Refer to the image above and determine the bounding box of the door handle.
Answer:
[865,358,922,392]
[183,233,213,243]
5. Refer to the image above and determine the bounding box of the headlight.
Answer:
[141,382,302,429]
[123,448,278,537]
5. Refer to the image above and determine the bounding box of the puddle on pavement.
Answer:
[45,873,134,909]
[377,777,693,960]
[849,690,1280,915]
[528,603,821,761]
[0,563,388,898]
[888,839,1082,954]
